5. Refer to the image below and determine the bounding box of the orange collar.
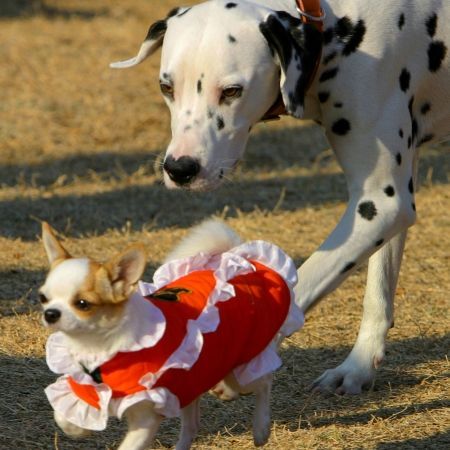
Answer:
[260,0,324,122]
[296,0,325,32]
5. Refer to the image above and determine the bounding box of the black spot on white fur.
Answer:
[318,91,329,103]
[399,128,404,138]
[319,67,339,82]
[332,118,351,135]
[216,116,225,130]
[396,153,402,165]
[384,185,395,197]
[334,102,343,108]
[197,79,202,94]
[398,13,405,30]
[375,239,384,247]
[408,96,414,116]
[399,68,410,92]
[412,119,418,140]
[428,41,447,72]
[167,7,180,18]
[334,17,366,56]
[225,2,237,8]
[420,102,431,114]
[426,13,437,37]
[408,177,414,193]
[146,20,167,41]
[323,51,337,65]
[418,133,434,146]
[228,34,237,43]
[358,201,377,220]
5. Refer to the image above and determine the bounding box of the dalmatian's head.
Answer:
[111,1,321,190]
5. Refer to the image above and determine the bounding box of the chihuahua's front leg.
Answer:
[54,411,92,438]
[176,398,201,450]
[119,401,163,450]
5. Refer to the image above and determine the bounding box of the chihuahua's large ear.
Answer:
[110,7,190,69]
[104,246,146,302]
[259,13,322,118]
[42,222,71,265]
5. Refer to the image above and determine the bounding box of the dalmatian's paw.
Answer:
[310,347,384,395]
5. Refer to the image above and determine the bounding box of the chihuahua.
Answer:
[40,220,302,450]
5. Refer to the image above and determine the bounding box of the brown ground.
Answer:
[0,1,449,449]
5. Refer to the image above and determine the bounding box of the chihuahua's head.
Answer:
[39,223,146,338]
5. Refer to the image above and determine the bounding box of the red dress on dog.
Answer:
[45,241,303,430]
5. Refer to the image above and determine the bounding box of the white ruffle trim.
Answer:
[45,376,111,431]
[46,240,302,430]
[45,376,180,431]
[226,241,303,386]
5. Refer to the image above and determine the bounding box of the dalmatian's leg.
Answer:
[310,150,420,394]
[311,230,407,393]
[295,96,417,393]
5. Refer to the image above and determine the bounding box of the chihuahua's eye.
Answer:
[160,82,174,99]
[74,299,91,311]
[39,293,48,304]
[220,85,243,103]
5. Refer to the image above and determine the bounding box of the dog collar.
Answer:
[260,0,324,122]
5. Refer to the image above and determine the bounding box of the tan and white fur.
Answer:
[40,221,273,450]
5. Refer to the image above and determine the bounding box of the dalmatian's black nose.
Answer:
[163,155,200,185]
[44,308,61,324]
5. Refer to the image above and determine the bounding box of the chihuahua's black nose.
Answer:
[164,155,200,185]
[44,308,61,324]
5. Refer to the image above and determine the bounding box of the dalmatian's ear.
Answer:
[259,13,322,118]
[110,7,190,69]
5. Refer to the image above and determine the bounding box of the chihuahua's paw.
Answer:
[210,380,239,401]
[253,421,270,447]
[55,412,92,438]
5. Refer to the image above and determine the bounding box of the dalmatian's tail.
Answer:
[164,219,242,263]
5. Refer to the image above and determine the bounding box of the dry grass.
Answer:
[1,1,449,449]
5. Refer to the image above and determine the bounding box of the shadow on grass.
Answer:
[0,0,108,19]
[1,124,448,239]
[0,125,326,188]
[0,334,448,448]
[0,268,44,316]
[0,150,160,188]
[377,431,450,449]
[1,124,448,189]
[0,171,349,240]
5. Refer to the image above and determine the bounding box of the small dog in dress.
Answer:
[39,220,303,449]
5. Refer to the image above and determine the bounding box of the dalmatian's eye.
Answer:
[73,299,92,311]
[160,82,174,99]
[220,85,243,102]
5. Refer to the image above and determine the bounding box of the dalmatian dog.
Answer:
[111,0,450,395]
